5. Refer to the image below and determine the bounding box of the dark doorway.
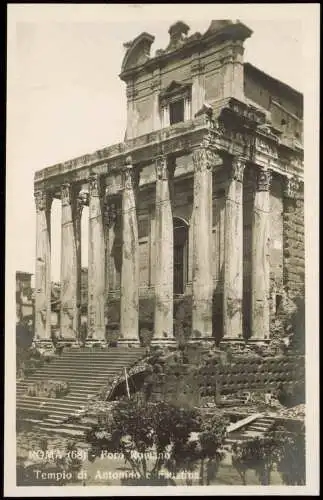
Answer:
[173,218,189,295]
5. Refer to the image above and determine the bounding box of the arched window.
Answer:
[173,217,189,295]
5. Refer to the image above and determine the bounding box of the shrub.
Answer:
[85,396,227,485]
[26,380,70,399]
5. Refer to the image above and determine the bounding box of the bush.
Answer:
[85,396,227,485]
[276,382,305,407]
[26,380,70,399]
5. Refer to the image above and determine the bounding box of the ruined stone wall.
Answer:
[147,353,305,403]
[244,66,303,143]
[283,188,305,296]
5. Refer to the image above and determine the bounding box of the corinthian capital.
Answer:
[122,156,139,191]
[256,168,271,192]
[155,156,168,181]
[231,156,246,182]
[192,145,216,172]
[61,183,72,207]
[89,174,101,197]
[34,190,53,212]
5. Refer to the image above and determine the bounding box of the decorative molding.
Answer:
[256,168,271,192]
[34,190,53,212]
[256,137,279,158]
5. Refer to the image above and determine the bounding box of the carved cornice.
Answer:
[256,168,271,192]
[34,190,53,213]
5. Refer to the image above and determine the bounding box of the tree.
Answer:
[85,396,227,485]
[232,435,280,485]
[272,424,306,485]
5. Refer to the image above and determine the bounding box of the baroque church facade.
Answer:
[33,20,304,345]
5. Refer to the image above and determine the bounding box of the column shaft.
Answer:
[251,168,271,340]
[60,184,79,339]
[88,175,106,340]
[120,158,139,341]
[154,156,174,339]
[34,191,52,340]
[223,157,245,339]
[191,145,214,338]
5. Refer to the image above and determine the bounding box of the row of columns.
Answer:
[34,146,272,343]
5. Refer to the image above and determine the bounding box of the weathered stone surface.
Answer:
[251,168,271,340]
[223,156,245,339]
[154,156,174,339]
[34,191,52,340]
[88,174,106,340]
[60,184,79,339]
[120,158,139,340]
[191,144,215,338]
[283,183,304,295]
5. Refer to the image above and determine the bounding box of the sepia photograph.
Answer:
[5,3,319,496]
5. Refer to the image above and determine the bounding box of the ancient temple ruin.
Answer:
[33,20,304,346]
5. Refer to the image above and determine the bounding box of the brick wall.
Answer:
[146,353,305,403]
[283,186,305,296]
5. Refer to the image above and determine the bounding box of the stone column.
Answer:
[250,168,271,340]
[87,174,106,341]
[75,190,88,336]
[191,143,215,339]
[34,190,52,340]
[60,183,79,339]
[153,155,174,341]
[103,198,118,295]
[120,157,139,342]
[223,156,245,340]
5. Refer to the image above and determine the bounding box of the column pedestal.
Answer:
[120,158,140,343]
[34,190,52,341]
[191,144,215,340]
[154,155,174,341]
[223,157,245,341]
[250,168,271,340]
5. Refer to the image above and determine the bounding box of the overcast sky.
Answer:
[6,4,317,283]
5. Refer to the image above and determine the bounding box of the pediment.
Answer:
[121,32,155,76]
[159,80,192,99]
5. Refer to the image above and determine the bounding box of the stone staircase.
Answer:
[225,414,276,447]
[16,346,145,436]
